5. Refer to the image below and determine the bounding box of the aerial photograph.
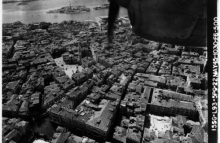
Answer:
[2,0,208,143]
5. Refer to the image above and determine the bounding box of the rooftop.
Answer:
[75,99,119,131]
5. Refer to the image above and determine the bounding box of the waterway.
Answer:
[3,0,128,24]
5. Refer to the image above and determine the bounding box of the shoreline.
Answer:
[3,0,127,24]
[3,0,38,4]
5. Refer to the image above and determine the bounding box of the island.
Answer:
[47,5,90,14]
[17,2,28,5]
[93,4,109,10]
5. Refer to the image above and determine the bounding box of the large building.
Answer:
[149,88,197,119]
[48,97,120,141]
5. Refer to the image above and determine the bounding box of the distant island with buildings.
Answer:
[47,5,90,14]
[46,4,110,14]
[93,4,109,10]
[17,2,28,5]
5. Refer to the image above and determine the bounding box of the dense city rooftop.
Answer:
[2,15,208,143]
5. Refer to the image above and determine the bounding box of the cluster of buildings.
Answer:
[51,126,97,143]
[141,114,206,143]
[2,118,33,143]
[47,5,90,14]
[2,16,208,143]
[93,4,109,10]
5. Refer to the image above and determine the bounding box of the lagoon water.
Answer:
[3,0,128,24]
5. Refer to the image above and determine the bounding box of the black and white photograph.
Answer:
[1,0,217,143]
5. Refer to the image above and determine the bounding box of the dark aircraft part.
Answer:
[108,0,120,43]
[108,0,207,46]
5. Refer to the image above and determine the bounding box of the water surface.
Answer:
[3,0,127,23]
